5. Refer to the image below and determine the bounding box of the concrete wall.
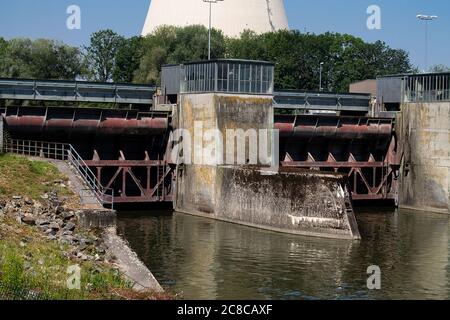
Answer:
[397,102,450,214]
[174,93,360,240]
[215,167,360,239]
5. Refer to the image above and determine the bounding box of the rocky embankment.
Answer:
[0,187,166,299]
[0,190,109,263]
[0,155,168,299]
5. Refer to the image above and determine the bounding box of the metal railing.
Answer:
[2,139,114,209]
[403,73,450,103]
[405,89,450,103]
[0,78,156,105]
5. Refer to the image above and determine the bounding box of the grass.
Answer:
[0,154,72,200]
[0,218,133,300]
[0,154,172,300]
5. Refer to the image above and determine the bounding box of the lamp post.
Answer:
[203,0,224,60]
[319,62,324,92]
[417,14,438,72]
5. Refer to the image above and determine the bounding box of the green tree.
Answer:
[53,44,85,80]
[113,36,144,83]
[134,25,226,84]
[429,64,450,73]
[225,30,412,92]
[0,38,83,80]
[85,29,125,82]
[0,38,33,78]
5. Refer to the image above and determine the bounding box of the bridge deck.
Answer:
[0,78,156,105]
[1,78,371,113]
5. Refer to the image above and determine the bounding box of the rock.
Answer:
[36,218,51,226]
[19,241,26,248]
[55,206,64,216]
[40,194,49,200]
[62,211,75,221]
[80,238,93,245]
[64,222,76,232]
[60,235,76,245]
[96,246,106,255]
[62,230,75,238]
[76,252,89,261]
[45,228,57,236]
[24,198,34,206]
[22,236,33,243]
[21,215,36,226]
[48,223,60,231]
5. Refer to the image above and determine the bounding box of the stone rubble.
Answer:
[0,191,114,264]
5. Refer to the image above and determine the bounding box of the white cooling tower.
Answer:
[142,0,289,37]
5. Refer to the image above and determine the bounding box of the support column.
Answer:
[0,114,4,153]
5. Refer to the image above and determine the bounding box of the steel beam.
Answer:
[0,78,156,105]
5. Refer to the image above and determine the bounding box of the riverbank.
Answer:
[0,154,170,300]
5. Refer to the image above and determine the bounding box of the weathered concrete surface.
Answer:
[397,102,450,214]
[103,227,164,293]
[175,93,361,239]
[177,166,360,239]
[76,209,116,229]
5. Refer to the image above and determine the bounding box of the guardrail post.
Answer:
[0,115,4,153]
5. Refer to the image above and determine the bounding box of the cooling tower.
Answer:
[142,0,289,37]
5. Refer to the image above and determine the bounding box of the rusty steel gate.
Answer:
[275,114,400,203]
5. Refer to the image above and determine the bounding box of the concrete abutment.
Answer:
[174,93,361,240]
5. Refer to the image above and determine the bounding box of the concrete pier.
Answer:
[174,91,361,240]
[397,102,450,214]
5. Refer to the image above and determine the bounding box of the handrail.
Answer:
[3,139,114,209]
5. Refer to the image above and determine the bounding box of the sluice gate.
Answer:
[1,108,398,206]
[276,114,399,202]
[1,106,175,205]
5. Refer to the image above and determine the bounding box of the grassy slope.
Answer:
[0,154,170,300]
[0,154,70,200]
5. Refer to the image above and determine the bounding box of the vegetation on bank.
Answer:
[0,155,171,300]
[1,25,437,94]
[0,154,71,200]
[0,218,130,300]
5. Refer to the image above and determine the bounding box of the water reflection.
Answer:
[117,209,450,300]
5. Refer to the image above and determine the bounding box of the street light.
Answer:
[203,0,224,60]
[417,14,438,72]
[319,62,324,92]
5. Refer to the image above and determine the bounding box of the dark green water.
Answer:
[117,209,450,300]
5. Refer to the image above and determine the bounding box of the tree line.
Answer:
[0,25,429,92]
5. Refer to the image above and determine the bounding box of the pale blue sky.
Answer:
[0,0,448,70]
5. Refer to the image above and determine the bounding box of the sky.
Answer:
[0,0,448,70]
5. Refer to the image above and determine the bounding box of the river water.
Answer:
[117,208,450,300]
